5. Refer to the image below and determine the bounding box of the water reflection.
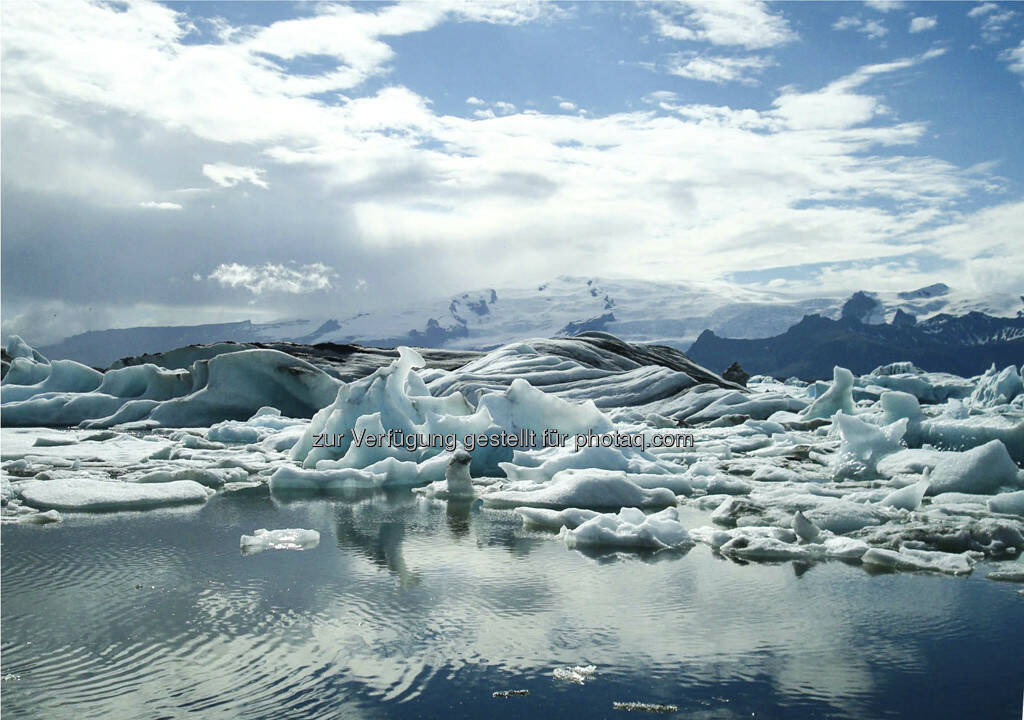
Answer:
[1,490,1021,720]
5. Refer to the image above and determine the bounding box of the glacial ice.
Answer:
[560,506,692,550]
[879,479,930,511]
[926,440,1020,495]
[552,665,596,685]
[801,366,855,419]
[988,490,1024,516]
[269,466,387,493]
[970,364,1023,408]
[861,546,977,575]
[3,335,1023,577]
[240,528,320,554]
[515,507,600,530]
[831,414,907,480]
[19,478,214,511]
[2,346,340,428]
[482,469,677,509]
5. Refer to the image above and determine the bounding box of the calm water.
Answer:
[2,491,1022,719]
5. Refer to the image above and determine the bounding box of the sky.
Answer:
[2,0,1023,345]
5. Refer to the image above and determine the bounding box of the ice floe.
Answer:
[559,507,692,550]
[3,335,1023,578]
[18,478,214,511]
[240,528,320,554]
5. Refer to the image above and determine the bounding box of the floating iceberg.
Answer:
[560,506,692,550]
[482,469,677,510]
[19,478,213,511]
[926,440,1019,495]
[861,546,976,575]
[801,366,855,420]
[2,341,340,428]
[240,528,320,554]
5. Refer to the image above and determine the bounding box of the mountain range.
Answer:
[26,276,1024,376]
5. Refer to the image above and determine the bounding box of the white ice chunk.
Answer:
[443,450,475,498]
[801,366,855,419]
[129,466,248,487]
[560,506,692,550]
[19,478,213,511]
[718,532,868,562]
[861,546,976,575]
[269,466,386,493]
[751,466,806,483]
[969,364,1023,408]
[240,528,320,554]
[803,501,885,534]
[482,469,677,509]
[208,407,306,444]
[879,478,930,511]
[515,507,600,530]
[929,492,989,506]
[881,391,923,425]
[988,490,1024,516]
[793,510,821,542]
[832,414,907,481]
[552,665,596,685]
[706,475,751,495]
[926,440,1019,495]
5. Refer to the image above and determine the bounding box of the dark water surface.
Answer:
[2,492,1022,719]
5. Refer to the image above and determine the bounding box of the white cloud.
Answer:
[1001,40,1024,81]
[771,50,945,130]
[649,0,796,50]
[668,53,773,84]
[833,16,888,40]
[139,201,183,210]
[208,262,337,294]
[558,100,577,111]
[909,16,938,33]
[202,163,269,189]
[0,0,1016,312]
[967,3,1018,42]
[865,1,905,12]
[465,96,485,105]
[967,3,998,18]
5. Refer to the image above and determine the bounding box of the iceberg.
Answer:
[801,366,855,420]
[482,469,677,509]
[240,528,320,554]
[926,440,1019,495]
[19,478,213,511]
[861,546,976,575]
[560,507,692,550]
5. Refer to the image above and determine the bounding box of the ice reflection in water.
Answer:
[2,492,1021,720]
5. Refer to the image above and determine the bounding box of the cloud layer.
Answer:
[1,0,1021,344]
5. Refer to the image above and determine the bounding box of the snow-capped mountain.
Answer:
[32,276,1023,368]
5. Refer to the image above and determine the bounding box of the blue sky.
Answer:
[2,0,1022,344]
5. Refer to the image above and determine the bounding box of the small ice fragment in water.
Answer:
[445,450,475,499]
[553,664,597,684]
[240,528,320,554]
[793,510,820,543]
[612,701,679,713]
[492,689,529,698]
[21,509,62,524]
